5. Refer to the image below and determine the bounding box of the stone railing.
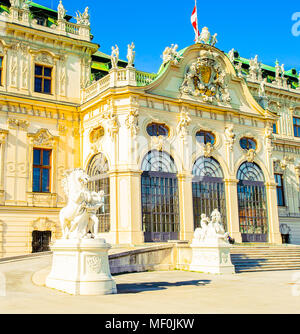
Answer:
[82,67,158,103]
[136,71,157,86]
[65,22,80,36]
[0,8,91,42]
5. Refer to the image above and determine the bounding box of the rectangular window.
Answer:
[275,173,285,206]
[293,117,300,137]
[33,148,51,193]
[273,123,277,134]
[0,56,3,86]
[34,65,52,94]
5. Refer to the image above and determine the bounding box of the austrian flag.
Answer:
[191,5,200,40]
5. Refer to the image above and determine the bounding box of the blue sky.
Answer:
[39,0,300,74]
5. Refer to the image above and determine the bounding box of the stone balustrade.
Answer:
[82,68,158,103]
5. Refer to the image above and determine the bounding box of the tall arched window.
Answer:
[87,153,110,233]
[237,161,268,242]
[141,150,179,242]
[192,157,226,229]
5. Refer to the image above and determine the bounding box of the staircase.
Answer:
[230,245,300,273]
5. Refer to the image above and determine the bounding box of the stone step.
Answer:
[236,267,300,273]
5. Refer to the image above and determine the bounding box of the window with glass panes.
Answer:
[293,117,300,137]
[196,130,215,145]
[0,56,3,86]
[275,173,285,206]
[33,148,51,193]
[240,137,257,150]
[34,65,52,94]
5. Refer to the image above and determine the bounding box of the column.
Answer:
[177,172,194,241]
[265,181,282,244]
[109,169,144,245]
[224,178,242,243]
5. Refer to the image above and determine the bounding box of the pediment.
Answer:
[144,43,274,118]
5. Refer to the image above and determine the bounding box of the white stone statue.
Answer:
[199,27,211,44]
[162,44,181,65]
[111,45,119,69]
[192,209,228,244]
[59,168,105,239]
[57,0,66,20]
[259,78,267,97]
[75,7,90,26]
[127,42,135,67]
[228,48,235,63]
[210,33,218,46]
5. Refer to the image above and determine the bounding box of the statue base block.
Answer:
[189,238,235,274]
[46,238,117,295]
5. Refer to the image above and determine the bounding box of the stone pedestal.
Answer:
[189,238,235,274]
[46,238,117,295]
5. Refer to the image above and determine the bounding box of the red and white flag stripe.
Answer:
[191,4,200,39]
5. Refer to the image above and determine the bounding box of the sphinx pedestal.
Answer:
[46,238,117,295]
[189,238,235,274]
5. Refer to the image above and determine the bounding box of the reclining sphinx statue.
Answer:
[59,168,105,239]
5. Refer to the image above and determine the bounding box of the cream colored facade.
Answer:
[1,1,300,258]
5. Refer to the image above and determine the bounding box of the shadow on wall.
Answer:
[117,279,211,294]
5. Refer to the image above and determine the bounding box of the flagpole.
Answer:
[195,0,198,32]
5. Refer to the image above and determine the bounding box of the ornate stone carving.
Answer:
[58,124,68,136]
[180,52,231,104]
[86,255,102,274]
[245,148,256,163]
[28,128,56,147]
[35,52,54,65]
[104,110,119,138]
[224,124,235,150]
[89,126,105,143]
[7,118,29,130]
[125,109,139,137]
[248,55,262,81]
[203,142,214,158]
[176,108,191,138]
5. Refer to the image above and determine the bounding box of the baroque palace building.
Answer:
[0,0,300,257]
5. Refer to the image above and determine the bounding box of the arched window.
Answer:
[87,153,110,233]
[141,150,179,242]
[196,131,215,145]
[192,157,226,229]
[240,137,257,150]
[237,162,268,242]
[146,123,169,137]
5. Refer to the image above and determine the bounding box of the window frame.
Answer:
[196,130,216,145]
[293,117,300,137]
[0,56,3,87]
[240,137,257,151]
[146,123,169,137]
[274,173,285,207]
[34,64,53,95]
[32,148,52,193]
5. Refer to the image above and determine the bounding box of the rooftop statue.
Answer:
[162,44,182,65]
[75,6,90,26]
[57,0,66,20]
[196,27,218,46]
[111,45,119,69]
[127,42,135,68]
[60,169,105,239]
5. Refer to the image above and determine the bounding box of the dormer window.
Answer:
[240,137,257,150]
[196,130,215,145]
[34,64,52,94]
[146,123,169,137]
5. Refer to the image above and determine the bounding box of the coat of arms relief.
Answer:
[180,51,231,105]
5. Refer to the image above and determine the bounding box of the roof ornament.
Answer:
[110,45,119,70]
[196,27,218,47]
[162,44,182,65]
[57,1,66,21]
[75,7,90,26]
[126,42,135,68]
